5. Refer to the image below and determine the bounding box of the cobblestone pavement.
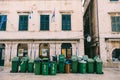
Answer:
[0,67,120,80]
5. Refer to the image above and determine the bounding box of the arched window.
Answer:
[17,44,28,57]
[39,43,50,58]
[112,49,120,61]
[0,44,5,66]
[61,43,72,59]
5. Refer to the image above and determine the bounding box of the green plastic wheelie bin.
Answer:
[34,57,41,75]
[79,60,86,74]
[87,59,94,73]
[28,59,34,73]
[96,59,103,74]
[71,55,78,73]
[49,61,57,75]
[11,57,19,72]
[20,57,28,72]
[42,62,49,75]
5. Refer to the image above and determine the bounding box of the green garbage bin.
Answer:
[34,57,41,75]
[42,62,49,75]
[96,59,103,74]
[11,57,19,72]
[58,62,65,73]
[71,55,78,73]
[87,59,94,73]
[20,57,28,72]
[28,59,34,73]
[79,60,86,74]
[50,61,57,75]
[59,55,65,62]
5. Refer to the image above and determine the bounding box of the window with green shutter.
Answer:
[111,16,120,32]
[110,0,118,1]
[0,15,7,31]
[62,15,71,30]
[19,15,28,31]
[40,15,49,31]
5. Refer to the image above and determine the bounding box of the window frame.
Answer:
[111,16,120,32]
[40,15,49,31]
[0,15,7,31]
[62,14,71,31]
[19,15,28,31]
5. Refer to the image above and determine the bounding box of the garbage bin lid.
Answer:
[21,57,28,61]
[12,57,19,61]
[71,55,77,61]
[96,58,102,62]
[80,60,86,63]
[34,57,41,62]
[87,58,94,62]
[29,59,34,63]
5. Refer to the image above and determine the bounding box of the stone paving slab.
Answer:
[0,67,120,80]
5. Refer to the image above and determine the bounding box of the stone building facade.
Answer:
[0,0,84,66]
[83,0,120,67]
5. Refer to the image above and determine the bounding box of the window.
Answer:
[111,16,120,32]
[112,49,120,61]
[110,0,118,1]
[19,15,28,31]
[62,15,71,30]
[40,15,49,31]
[0,15,7,31]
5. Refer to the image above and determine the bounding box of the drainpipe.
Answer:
[96,0,100,57]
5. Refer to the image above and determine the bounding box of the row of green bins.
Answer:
[28,59,34,73]
[71,55,78,73]
[87,58,94,73]
[49,61,57,75]
[11,57,19,72]
[78,60,86,74]
[34,57,41,75]
[20,57,28,72]
[95,58,103,74]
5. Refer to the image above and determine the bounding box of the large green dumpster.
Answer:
[34,57,41,75]
[58,62,65,73]
[50,61,57,75]
[20,57,28,72]
[71,55,78,73]
[28,59,34,73]
[87,59,94,73]
[42,62,49,75]
[96,59,103,74]
[11,57,19,72]
[79,60,86,74]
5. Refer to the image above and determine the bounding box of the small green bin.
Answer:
[20,57,28,72]
[42,62,49,75]
[96,59,103,74]
[11,57,19,72]
[50,61,57,75]
[79,60,86,74]
[87,59,94,73]
[34,57,41,75]
[28,59,34,73]
[58,62,65,73]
